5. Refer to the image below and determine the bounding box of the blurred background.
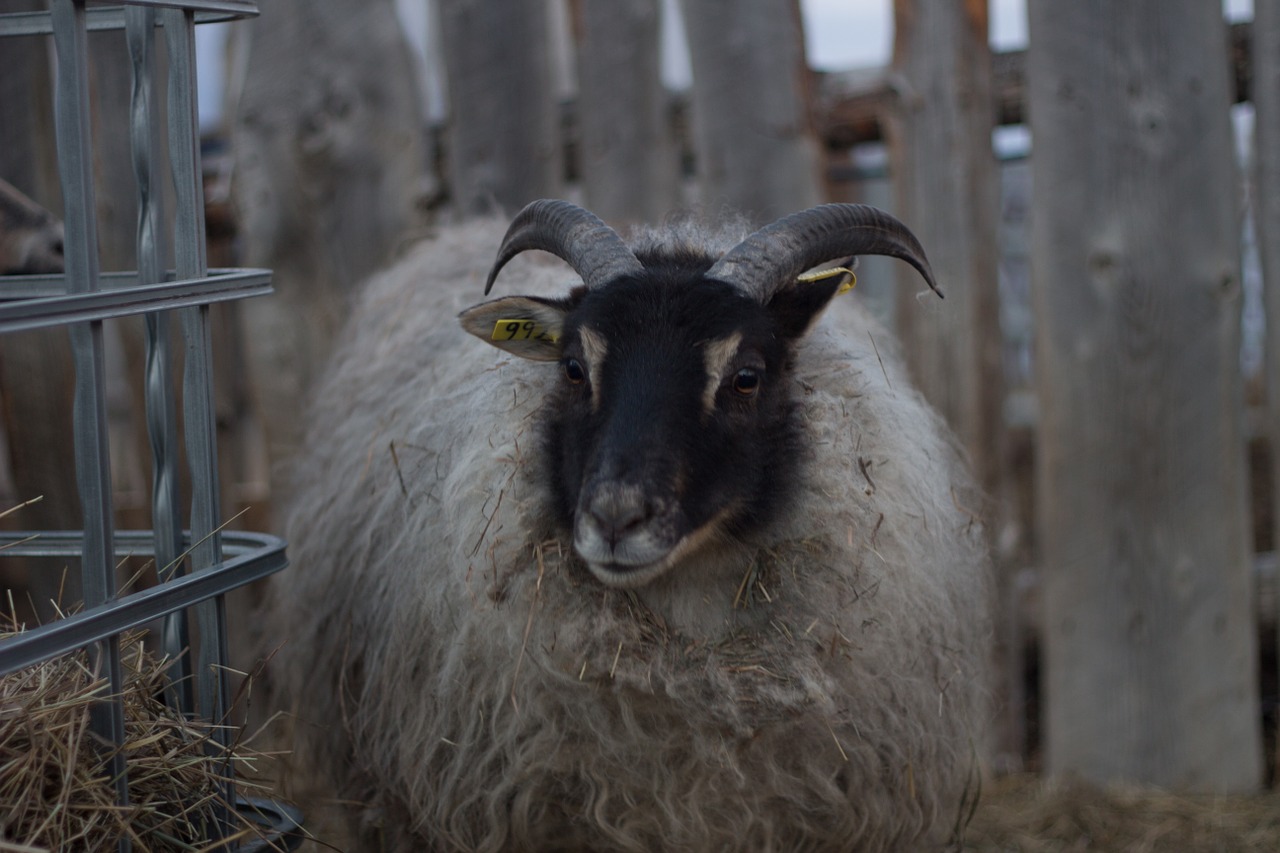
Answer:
[2,0,1278,844]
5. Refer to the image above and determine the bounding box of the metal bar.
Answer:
[0,267,270,298]
[0,534,288,676]
[53,0,114,602]
[0,268,272,330]
[50,1,129,845]
[162,6,234,842]
[93,0,259,12]
[128,2,194,716]
[0,4,256,37]
[0,528,284,556]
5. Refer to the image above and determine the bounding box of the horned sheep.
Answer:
[267,201,992,851]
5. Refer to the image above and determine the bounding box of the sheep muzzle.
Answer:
[572,479,690,588]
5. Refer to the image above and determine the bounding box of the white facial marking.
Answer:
[578,325,609,410]
[701,332,744,414]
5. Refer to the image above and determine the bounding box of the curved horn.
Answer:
[485,199,645,295]
[704,204,941,302]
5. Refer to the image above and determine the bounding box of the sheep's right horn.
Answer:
[485,199,645,295]
[705,204,940,302]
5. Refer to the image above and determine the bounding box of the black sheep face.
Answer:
[459,261,847,588]
[461,199,935,587]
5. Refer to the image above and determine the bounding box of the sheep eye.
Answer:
[563,357,586,385]
[731,367,760,397]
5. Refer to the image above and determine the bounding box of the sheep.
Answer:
[0,177,64,275]
[267,200,992,852]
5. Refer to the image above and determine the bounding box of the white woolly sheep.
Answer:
[266,201,991,852]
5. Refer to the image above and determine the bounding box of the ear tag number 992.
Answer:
[492,318,559,343]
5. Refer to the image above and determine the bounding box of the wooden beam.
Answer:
[816,21,1253,148]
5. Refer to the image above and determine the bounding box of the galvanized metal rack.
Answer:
[0,1,296,849]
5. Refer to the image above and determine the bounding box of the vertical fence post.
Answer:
[439,0,560,215]
[884,0,1006,762]
[577,0,680,223]
[885,0,1002,497]
[678,0,821,223]
[1028,0,1261,790]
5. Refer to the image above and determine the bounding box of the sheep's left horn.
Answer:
[705,204,940,302]
[485,199,645,294]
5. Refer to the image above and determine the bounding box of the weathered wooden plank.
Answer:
[438,0,560,215]
[1028,1,1262,791]
[885,0,1002,495]
[230,0,427,472]
[883,0,1006,764]
[678,0,820,224]
[573,0,680,224]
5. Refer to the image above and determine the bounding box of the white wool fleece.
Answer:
[266,216,992,853]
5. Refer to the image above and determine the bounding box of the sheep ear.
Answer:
[459,296,570,361]
[765,265,854,341]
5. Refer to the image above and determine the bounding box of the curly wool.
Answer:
[267,216,992,852]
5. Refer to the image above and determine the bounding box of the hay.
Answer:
[0,621,284,852]
[964,773,1280,852]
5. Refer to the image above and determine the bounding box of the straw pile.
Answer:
[0,622,281,852]
[964,772,1280,852]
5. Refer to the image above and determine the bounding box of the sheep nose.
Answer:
[586,486,652,547]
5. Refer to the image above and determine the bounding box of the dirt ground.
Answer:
[963,773,1280,852]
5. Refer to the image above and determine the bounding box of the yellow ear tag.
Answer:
[491,318,560,343]
[797,266,857,294]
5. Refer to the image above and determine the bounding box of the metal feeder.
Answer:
[0,2,298,849]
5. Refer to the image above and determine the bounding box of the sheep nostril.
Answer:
[587,490,652,547]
